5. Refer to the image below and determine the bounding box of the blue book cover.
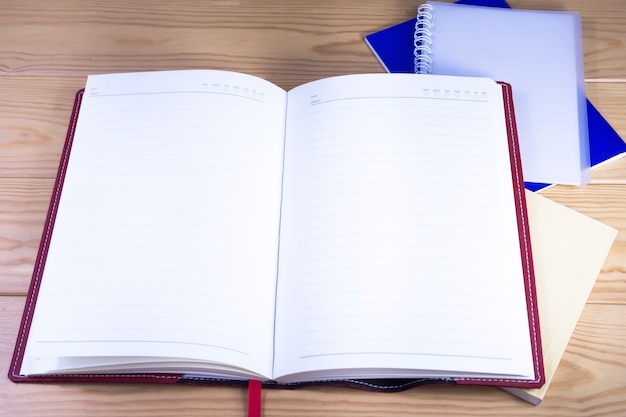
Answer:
[365,0,626,191]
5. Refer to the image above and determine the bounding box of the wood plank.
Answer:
[586,82,626,135]
[591,157,626,185]
[0,1,625,81]
[2,295,624,416]
[538,303,626,413]
[0,77,85,178]
[0,0,401,86]
[0,178,53,295]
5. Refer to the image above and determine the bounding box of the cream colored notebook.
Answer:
[502,191,617,404]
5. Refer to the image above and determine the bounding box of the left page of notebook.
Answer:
[20,70,287,380]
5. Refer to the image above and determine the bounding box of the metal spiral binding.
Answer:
[414,4,434,74]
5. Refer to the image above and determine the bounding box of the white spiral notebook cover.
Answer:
[413,2,589,187]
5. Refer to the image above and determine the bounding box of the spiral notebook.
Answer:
[368,1,590,188]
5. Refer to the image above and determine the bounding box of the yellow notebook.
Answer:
[503,191,617,404]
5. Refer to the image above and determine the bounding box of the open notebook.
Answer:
[10,70,544,389]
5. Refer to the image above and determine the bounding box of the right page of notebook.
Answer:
[273,74,536,383]
[423,1,589,186]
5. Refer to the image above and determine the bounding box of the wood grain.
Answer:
[0,178,53,295]
[0,0,404,86]
[0,77,85,178]
[0,0,625,415]
[586,82,626,136]
[0,1,625,82]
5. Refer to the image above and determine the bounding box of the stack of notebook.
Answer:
[364,0,624,404]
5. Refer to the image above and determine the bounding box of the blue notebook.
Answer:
[365,0,626,191]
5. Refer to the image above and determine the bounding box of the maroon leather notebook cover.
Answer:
[449,82,545,388]
[9,85,544,390]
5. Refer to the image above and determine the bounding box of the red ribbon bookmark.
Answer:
[247,380,262,417]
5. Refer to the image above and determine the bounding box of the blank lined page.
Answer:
[274,74,535,382]
[22,70,287,379]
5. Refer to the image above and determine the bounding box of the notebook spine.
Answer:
[414,4,434,74]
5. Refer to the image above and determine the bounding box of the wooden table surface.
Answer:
[1,0,625,415]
